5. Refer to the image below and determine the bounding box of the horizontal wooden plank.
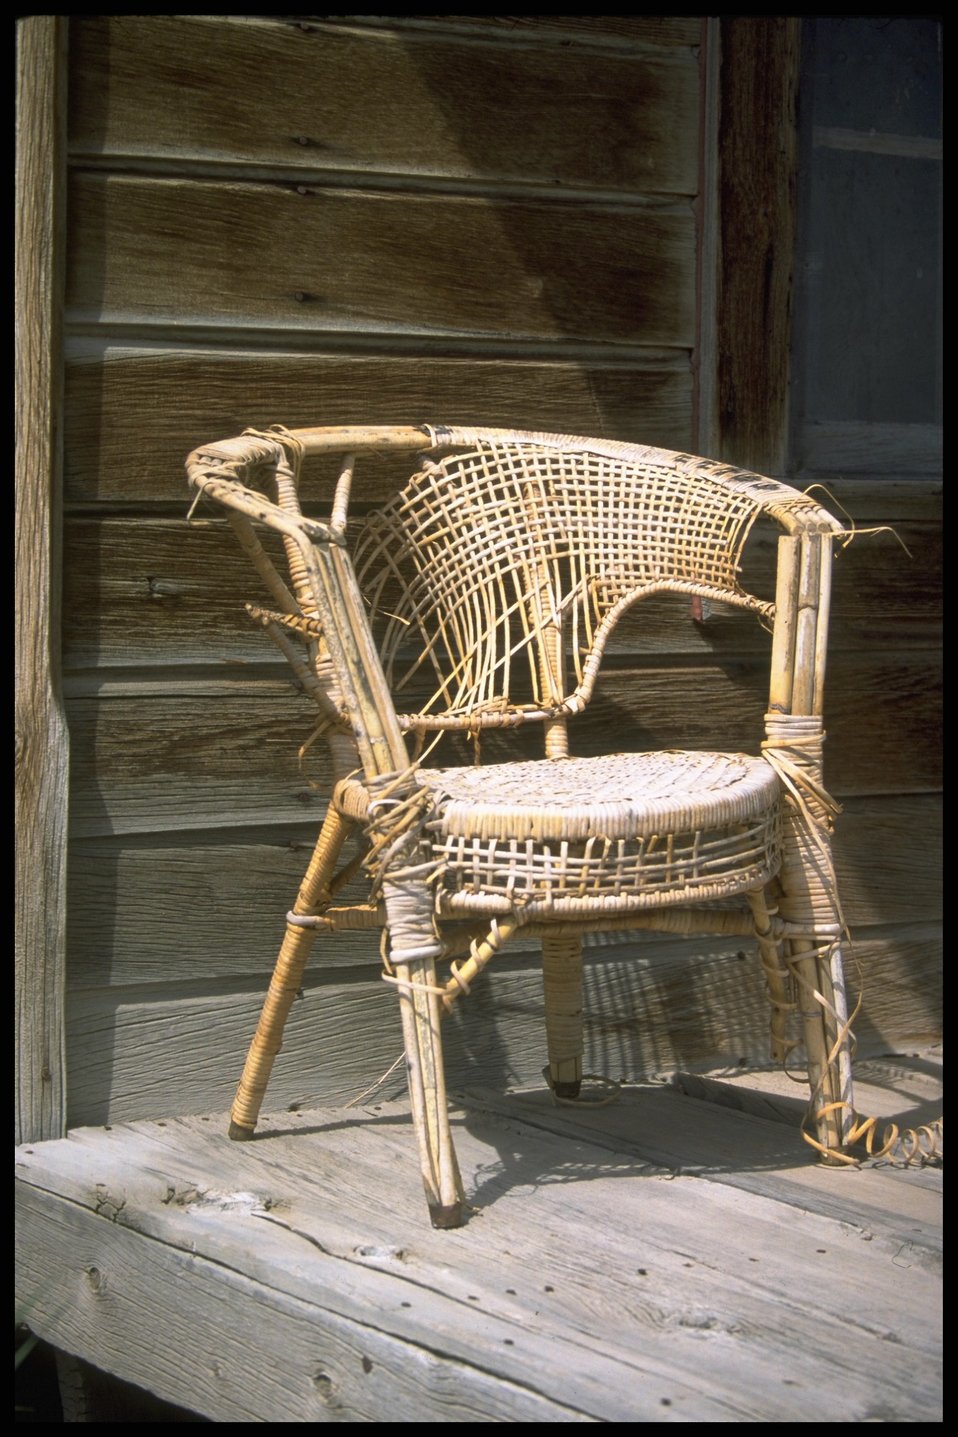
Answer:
[64,651,942,838]
[62,349,694,504]
[64,793,942,988]
[796,476,941,524]
[65,684,333,838]
[61,926,941,1126]
[61,514,941,667]
[68,16,700,195]
[65,173,696,344]
[15,1182,587,1422]
[813,125,942,159]
[15,1083,941,1423]
[574,657,943,798]
[464,1067,942,1229]
[345,16,703,49]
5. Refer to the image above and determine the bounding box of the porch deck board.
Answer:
[15,1065,942,1423]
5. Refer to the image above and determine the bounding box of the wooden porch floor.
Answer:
[16,1053,942,1423]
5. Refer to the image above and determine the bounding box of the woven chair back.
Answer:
[354,439,772,732]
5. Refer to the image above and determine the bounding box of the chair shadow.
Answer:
[233,974,940,1223]
[230,1054,940,1224]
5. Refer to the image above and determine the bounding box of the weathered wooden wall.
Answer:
[58,15,940,1128]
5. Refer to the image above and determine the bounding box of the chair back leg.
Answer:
[542,932,585,1099]
[786,936,853,1157]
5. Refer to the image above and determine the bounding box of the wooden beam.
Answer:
[15,17,69,1142]
[714,17,801,475]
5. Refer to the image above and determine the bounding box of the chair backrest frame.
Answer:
[185,425,843,784]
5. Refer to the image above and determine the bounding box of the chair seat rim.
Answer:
[336,749,782,841]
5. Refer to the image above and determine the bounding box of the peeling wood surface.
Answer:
[15,1071,942,1423]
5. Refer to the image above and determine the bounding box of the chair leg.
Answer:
[542,932,584,1099]
[775,819,855,1161]
[229,805,350,1140]
[746,886,798,1068]
[787,936,853,1158]
[392,947,465,1228]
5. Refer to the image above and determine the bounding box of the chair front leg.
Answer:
[776,816,855,1161]
[392,947,465,1228]
[786,934,854,1159]
[229,805,350,1140]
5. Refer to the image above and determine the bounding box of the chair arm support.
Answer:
[768,531,835,720]
[187,465,342,549]
[188,441,409,783]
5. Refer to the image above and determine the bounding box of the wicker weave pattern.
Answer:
[335,751,783,917]
[354,442,772,727]
[422,751,781,915]
[182,424,893,1228]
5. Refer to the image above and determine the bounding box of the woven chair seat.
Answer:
[336,749,783,918]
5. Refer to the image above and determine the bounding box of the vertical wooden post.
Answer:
[16,17,69,1143]
[694,17,721,457]
[712,17,802,475]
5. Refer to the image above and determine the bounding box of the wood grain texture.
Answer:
[68,16,700,196]
[820,476,941,522]
[15,1184,584,1423]
[63,653,942,839]
[61,926,941,1125]
[65,172,696,344]
[363,16,703,48]
[63,349,694,504]
[15,16,69,1144]
[64,795,942,988]
[61,512,941,667]
[715,18,801,474]
[15,1090,941,1422]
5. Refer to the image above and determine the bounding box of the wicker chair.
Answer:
[186,424,857,1228]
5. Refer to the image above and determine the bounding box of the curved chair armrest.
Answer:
[187,441,341,547]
